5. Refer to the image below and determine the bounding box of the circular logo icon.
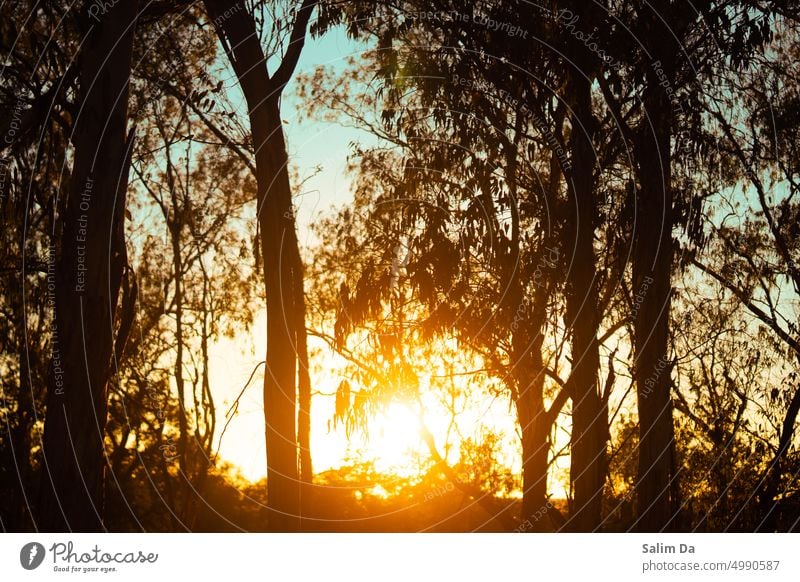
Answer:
[20,542,46,570]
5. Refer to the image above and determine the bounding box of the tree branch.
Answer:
[269,0,317,94]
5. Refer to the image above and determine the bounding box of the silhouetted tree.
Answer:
[38,0,139,532]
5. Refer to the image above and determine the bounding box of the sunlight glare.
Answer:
[368,402,423,474]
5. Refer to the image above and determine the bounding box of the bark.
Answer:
[507,209,553,531]
[492,112,555,531]
[512,336,552,531]
[204,0,315,531]
[10,301,37,530]
[631,65,677,533]
[296,262,313,485]
[38,0,138,531]
[167,160,190,483]
[562,67,606,532]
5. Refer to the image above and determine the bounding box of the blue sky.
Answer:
[281,25,376,240]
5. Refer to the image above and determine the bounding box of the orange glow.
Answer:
[208,313,572,501]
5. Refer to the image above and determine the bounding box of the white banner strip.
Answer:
[1,533,797,581]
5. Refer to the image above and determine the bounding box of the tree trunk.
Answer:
[498,114,558,531]
[10,301,36,530]
[294,235,313,486]
[260,98,301,532]
[203,0,315,531]
[563,68,606,532]
[632,67,677,533]
[169,218,190,513]
[38,0,138,532]
[508,236,553,531]
[513,341,551,531]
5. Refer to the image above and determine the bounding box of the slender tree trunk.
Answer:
[508,236,552,531]
[563,68,606,532]
[259,99,300,532]
[203,0,315,531]
[632,65,677,533]
[293,233,312,486]
[513,340,551,531]
[38,0,138,531]
[169,219,190,512]
[163,138,192,523]
[186,281,216,530]
[11,305,36,530]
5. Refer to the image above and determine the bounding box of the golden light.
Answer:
[208,321,574,502]
[364,401,423,474]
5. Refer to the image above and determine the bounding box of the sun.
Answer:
[366,401,424,474]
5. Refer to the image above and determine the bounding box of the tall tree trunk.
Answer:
[10,301,36,530]
[293,232,312,486]
[512,337,551,531]
[165,143,190,519]
[507,257,550,530]
[563,68,606,532]
[498,116,554,531]
[204,0,315,531]
[38,0,138,531]
[632,61,677,533]
[169,219,190,511]
[186,270,216,530]
[260,97,301,531]
[164,147,189,479]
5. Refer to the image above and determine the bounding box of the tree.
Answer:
[202,0,316,531]
[38,0,139,532]
[124,92,258,527]
[691,14,800,528]
[553,0,609,531]
[588,0,775,531]
[0,0,84,532]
